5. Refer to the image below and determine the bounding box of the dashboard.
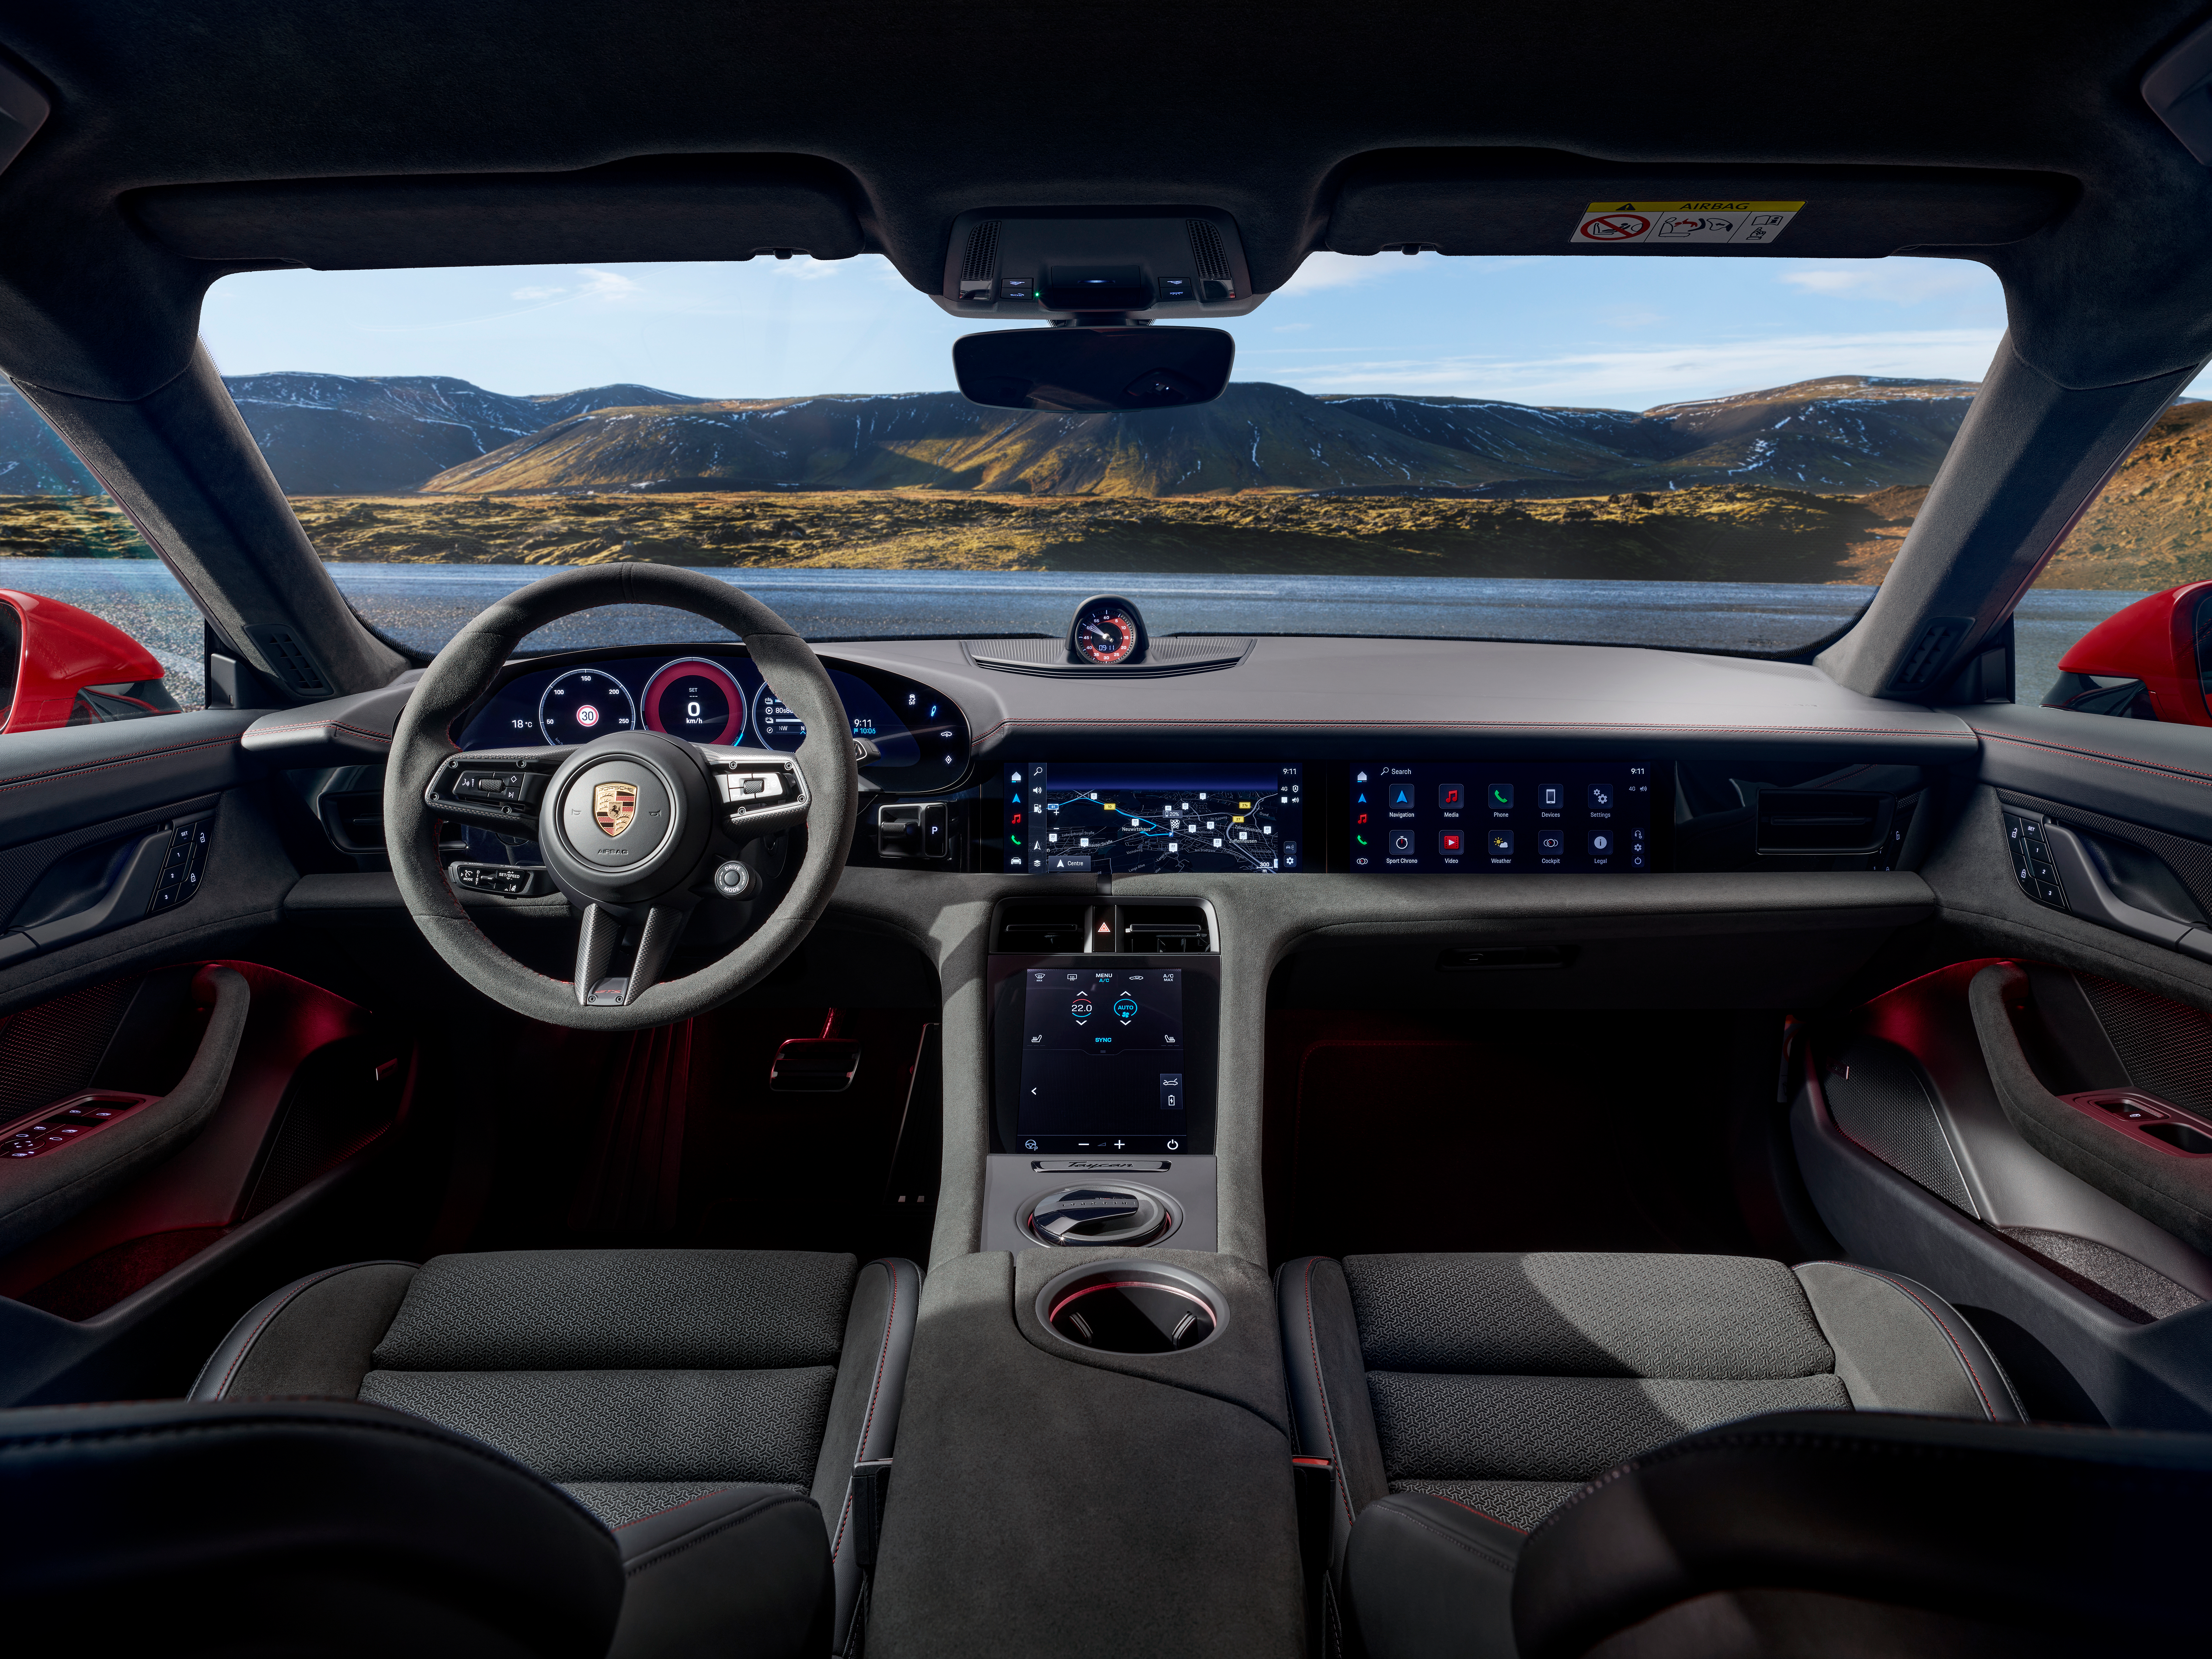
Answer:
[411,598,1968,883]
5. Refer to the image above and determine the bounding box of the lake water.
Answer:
[3,558,2145,715]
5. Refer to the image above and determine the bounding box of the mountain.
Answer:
[0,370,1976,500]
[418,383,1535,496]
[0,386,102,492]
[421,375,1978,498]
[221,374,709,494]
[1322,377,1973,495]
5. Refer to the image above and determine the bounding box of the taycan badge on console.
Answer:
[593,782,639,836]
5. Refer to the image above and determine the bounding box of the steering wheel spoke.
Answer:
[575,902,691,1007]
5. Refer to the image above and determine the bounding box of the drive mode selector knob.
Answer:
[1025,1184,1173,1247]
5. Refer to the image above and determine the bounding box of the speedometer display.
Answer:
[643,657,743,744]
[538,668,637,744]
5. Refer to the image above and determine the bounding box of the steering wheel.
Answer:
[383,565,858,1029]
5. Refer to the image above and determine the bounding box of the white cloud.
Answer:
[576,268,643,302]
[1264,328,2003,409]
[1777,260,1993,305]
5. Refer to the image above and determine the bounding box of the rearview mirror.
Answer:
[953,326,1234,412]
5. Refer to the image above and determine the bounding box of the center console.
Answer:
[982,905,1222,1253]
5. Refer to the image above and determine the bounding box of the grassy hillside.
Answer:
[1,398,2204,588]
[279,486,1892,581]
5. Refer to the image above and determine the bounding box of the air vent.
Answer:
[1119,904,1213,954]
[1186,219,1231,281]
[1890,617,1970,694]
[241,624,332,698]
[961,220,1002,282]
[994,902,1089,953]
[1757,790,1895,855]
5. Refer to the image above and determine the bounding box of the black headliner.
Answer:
[1,2,2209,398]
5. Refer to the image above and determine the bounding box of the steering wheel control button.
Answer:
[1023,1182,1176,1247]
[713,860,756,898]
[451,863,550,898]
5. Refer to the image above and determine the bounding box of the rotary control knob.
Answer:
[1025,1184,1174,1247]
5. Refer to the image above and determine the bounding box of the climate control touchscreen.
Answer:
[1005,762,1304,874]
[1016,966,1188,1153]
[1352,761,1655,872]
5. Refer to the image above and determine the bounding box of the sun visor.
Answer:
[127,154,866,269]
[1326,150,2073,259]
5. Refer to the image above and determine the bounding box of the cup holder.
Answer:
[1036,1261,1224,1354]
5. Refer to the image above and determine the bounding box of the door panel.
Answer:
[0,959,412,1403]
[1792,960,2212,1430]
[0,709,419,1404]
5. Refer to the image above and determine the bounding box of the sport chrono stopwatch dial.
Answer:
[1070,595,1146,665]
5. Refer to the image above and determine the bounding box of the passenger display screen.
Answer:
[1351,761,1656,872]
[1003,761,1304,874]
[1016,966,1188,1153]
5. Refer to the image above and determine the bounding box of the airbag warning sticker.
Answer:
[1572,201,1803,246]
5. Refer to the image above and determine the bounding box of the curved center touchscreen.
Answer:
[1004,762,1304,874]
[1016,966,1187,1153]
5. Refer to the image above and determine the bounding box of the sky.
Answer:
[196,250,2030,414]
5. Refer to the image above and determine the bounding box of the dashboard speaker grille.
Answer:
[1186,219,1231,281]
[1891,616,1969,693]
[960,221,1002,282]
[242,624,332,698]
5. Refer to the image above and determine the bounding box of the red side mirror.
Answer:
[2046,580,2212,726]
[0,588,178,734]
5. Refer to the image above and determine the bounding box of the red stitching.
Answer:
[1418,1491,1530,1536]
[0,733,242,794]
[1813,1262,1998,1421]
[245,718,393,744]
[1974,728,2212,791]
[611,1486,735,1530]
[830,1258,902,1565]
[1301,1258,1357,1533]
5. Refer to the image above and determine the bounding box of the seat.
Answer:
[0,1396,626,1659]
[1278,1251,2024,1658]
[1347,1409,2212,1657]
[191,1248,919,1659]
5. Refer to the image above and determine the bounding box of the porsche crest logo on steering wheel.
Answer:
[592,781,640,836]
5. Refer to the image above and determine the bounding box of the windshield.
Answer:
[6,250,2187,702]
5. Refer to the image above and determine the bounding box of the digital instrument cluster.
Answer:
[458,651,971,791]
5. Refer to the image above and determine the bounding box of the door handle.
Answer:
[2040,823,2212,962]
[15,830,170,954]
